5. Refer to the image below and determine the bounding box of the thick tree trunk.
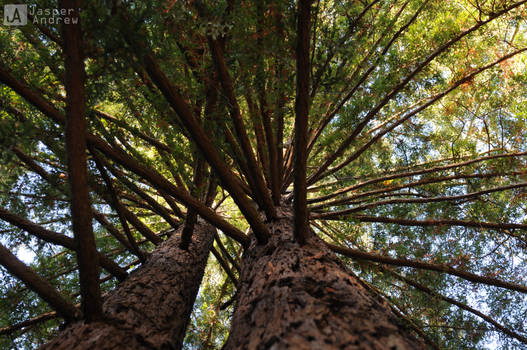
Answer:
[39,221,215,350]
[224,207,426,350]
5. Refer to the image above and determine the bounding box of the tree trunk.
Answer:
[39,221,215,350]
[224,207,426,350]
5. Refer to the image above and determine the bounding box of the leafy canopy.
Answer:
[0,0,526,348]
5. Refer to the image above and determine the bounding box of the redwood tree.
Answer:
[1,0,527,349]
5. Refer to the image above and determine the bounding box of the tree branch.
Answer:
[0,64,249,247]
[0,207,128,281]
[386,268,527,344]
[314,182,527,219]
[0,241,79,322]
[307,1,527,185]
[312,170,526,209]
[140,54,269,244]
[319,47,527,180]
[328,243,527,293]
[211,247,238,285]
[350,214,527,233]
[311,150,527,204]
[208,39,276,220]
[92,152,148,261]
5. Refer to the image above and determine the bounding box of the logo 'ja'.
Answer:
[4,5,27,26]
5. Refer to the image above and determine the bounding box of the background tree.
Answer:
[0,0,526,348]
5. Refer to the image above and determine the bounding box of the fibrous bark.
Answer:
[293,0,312,245]
[224,207,426,350]
[39,221,215,350]
[61,0,102,321]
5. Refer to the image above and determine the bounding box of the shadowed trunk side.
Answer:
[39,221,215,350]
[224,206,426,350]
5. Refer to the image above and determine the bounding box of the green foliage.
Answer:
[0,0,526,348]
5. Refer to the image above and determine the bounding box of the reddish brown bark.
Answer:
[141,54,269,244]
[224,208,426,349]
[0,65,248,246]
[293,0,313,245]
[39,222,215,350]
[61,0,102,321]
[92,155,147,261]
[209,40,276,221]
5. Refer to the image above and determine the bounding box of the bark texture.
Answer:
[39,221,215,350]
[224,207,426,350]
[61,0,102,321]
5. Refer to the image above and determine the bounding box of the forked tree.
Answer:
[0,0,526,349]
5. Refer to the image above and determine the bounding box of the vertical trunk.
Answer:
[39,221,215,350]
[293,0,312,245]
[61,0,102,321]
[224,207,426,350]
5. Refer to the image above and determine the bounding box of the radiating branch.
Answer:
[311,151,527,204]
[386,268,527,344]
[94,110,172,153]
[208,39,276,220]
[0,241,79,322]
[318,47,527,180]
[350,214,527,235]
[328,243,527,293]
[0,65,250,247]
[307,1,527,185]
[211,247,238,285]
[141,54,269,244]
[307,0,424,155]
[314,182,527,219]
[0,311,57,337]
[92,152,148,261]
[100,158,181,231]
[312,170,526,209]
[0,207,128,281]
